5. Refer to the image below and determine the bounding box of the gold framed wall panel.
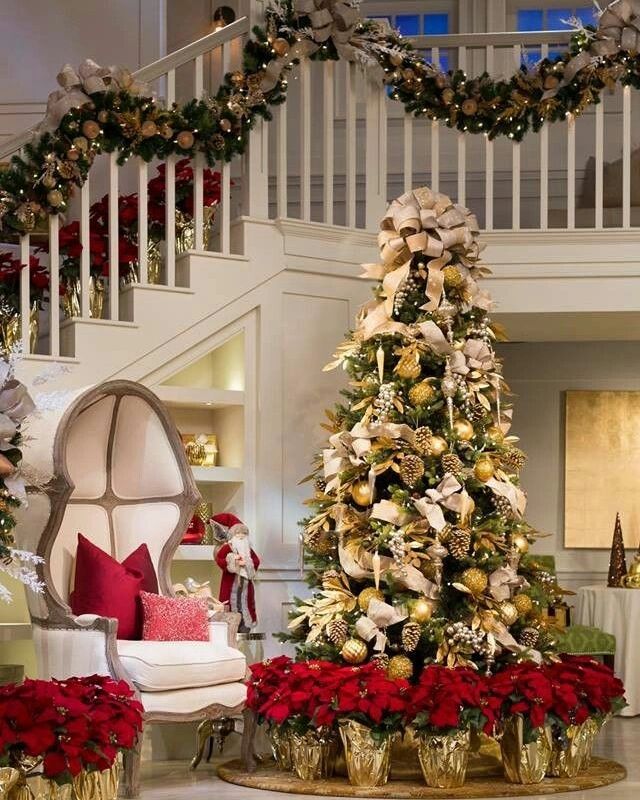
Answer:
[565,390,640,548]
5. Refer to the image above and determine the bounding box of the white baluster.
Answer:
[138,160,148,283]
[431,47,440,193]
[300,58,311,222]
[193,152,204,251]
[345,62,357,228]
[540,44,549,230]
[167,69,176,106]
[595,101,604,229]
[165,156,176,285]
[623,84,631,229]
[80,176,91,315]
[484,45,494,231]
[48,215,60,357]
[221,41,231,253]
[566,112,576,230]
[457,46,467,206]
[366,75,387,229]
[108,152,119,319]
[194,54,204,98]
[19,235,30,353]
[276,102,288,218]
[323,60,335,225]
[404,114,413,194]
[511,45,520,231]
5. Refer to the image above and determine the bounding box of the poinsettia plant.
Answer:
[0,675,143,783]
[408,665,486,736]
[547,656,626,726]
[485,661,554,742]
[0,252,49,314]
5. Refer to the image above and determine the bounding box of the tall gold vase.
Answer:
[339,720,393,788]
[0,302,39,353]
[72,764,119,800]
[290,730,337,781]
[579,716,602,771]
[417,729,471,788]
[2,773,72,800]
[500,716,552,784]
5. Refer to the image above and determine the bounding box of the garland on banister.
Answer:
[0,0,639,234]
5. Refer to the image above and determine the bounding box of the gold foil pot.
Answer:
[500,716,551,784]
[0,302,39,354]
[4,774,72,800]
[417,728,471,788]
[72,764,119,800]
[580,716,602,770]
[269,728,293,771]
[61,276,105,319]
[290,729,337,781]
[0,769,20,800]
[339,720,394,787]
[548,722,592,778]
[175,206,216,254]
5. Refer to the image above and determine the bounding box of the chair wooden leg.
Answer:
[121,736,142,798]
[190,719,213,770]
[241,708,258,773]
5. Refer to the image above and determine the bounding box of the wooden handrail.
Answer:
[410,29,572,49]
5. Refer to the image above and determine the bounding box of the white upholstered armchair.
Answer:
[17,380,253,797]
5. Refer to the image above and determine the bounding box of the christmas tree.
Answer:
[607,512,627,587]
[283,187,560,677]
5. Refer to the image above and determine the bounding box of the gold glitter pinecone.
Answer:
[400,454,425,487]
[387,654,413,680]
[326,617,349,647]
[305,528,334,555]
[469,404,487,421]
[315,476,327,493]
[501,446,527,472]
[371,653,390,670]
[442,453,465,478]
[519,627,540,648]
[414,426,433,455]
[401,621,421,652]
[448,528,471,560]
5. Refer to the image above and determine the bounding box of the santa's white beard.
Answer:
[230,534,254,578]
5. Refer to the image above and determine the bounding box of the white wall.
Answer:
[499,340,640,596]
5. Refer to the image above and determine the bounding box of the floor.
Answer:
[139,716,639,799]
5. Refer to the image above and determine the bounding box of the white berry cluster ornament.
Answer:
[393,273,420,315]
[374,382,398,422]
[445,621,486,653]
[468,317,492,342]
[388,528,407,570]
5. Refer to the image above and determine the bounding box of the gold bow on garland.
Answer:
[295,0,359,50]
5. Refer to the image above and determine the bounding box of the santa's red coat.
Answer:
[215,544,260,623]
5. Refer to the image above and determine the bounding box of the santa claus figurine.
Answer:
[211,513,260,632]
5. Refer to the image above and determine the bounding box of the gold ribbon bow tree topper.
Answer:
[286,183,567,673]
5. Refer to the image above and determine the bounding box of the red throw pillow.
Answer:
[140,591,209,641]
[70,535,158,639]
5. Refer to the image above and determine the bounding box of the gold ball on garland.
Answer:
[453,418,475,441]
[474,455,495,482]
[97,110,109,123]
[358,587,384,612]
[387,655,413,680]
[498,600,519,626]
[176,130,195,150]
[72,136,88,152]
[513,593,534,617]
[350,479,372,507]
[443,265,464,290]
[511,533,530,554]
[461,567,488,596]
[486,425,504,445]
[409,597,432,623]
[220,118,232,133]
[341,638,368,664]
[81,119,100,139]
[160,124,174,140]
[442,88,455,105]
[46,189,64,208]
[42,174,57,189]
[414,426,433,456]
[400,454,425,487]
[141,120,158,138]
[461,98,479,116]
[66,148,79,161]
[230,71,245,87]
[544,75,560,91]
[408,380,435,407]
[273,37,290,57]
[435,73,448,89]
[429,435,449,458]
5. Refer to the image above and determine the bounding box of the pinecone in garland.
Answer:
[401,621,421,652]
[442,453,465,478]
[305,528,334,555]
[326,617,349,647]
[519,627,540,648]
[501,446,527,472]
[414,426,432,455]
[448,528,472,560]
[400,454,425,486]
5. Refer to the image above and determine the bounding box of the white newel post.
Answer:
[238,0,269,220]
[365,77,388,230]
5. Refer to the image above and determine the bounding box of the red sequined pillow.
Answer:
[140,591,209,641]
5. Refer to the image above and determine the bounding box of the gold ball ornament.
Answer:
[429,435,449,458]
[442,88,455,104]
[341,638,368,664]
[443,265,464,290]
[140,120,158,138]
[220,118,232,133]
[66,148,79,161]
[42,174,57,189]
[387,655,413,680]
[46,189,64,208]
[408,380,436,407]
[396,354,421,380]
[461,98,479,116]
[81,119,100,139]
[513,593,534,617]
[358,587,384,612]
[176,130,195,149]
[474,456,495,482]
[512,533,530,554]
[498,601,519,626]
[97,110,109,123]
[486,425,504,445]
[72,136,88,152]
[453,418,475,441]
[461,567,488,596]
[409,597,432,623]
[272,37,290,57]
[350,480,372,507]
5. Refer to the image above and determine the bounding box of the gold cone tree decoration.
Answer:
[282,186,560,672]
[607,512,627,587]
